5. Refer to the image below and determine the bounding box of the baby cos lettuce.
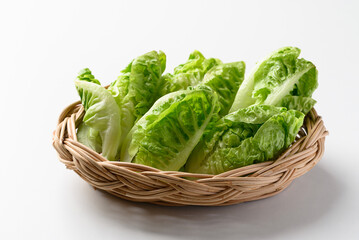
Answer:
[230,47,318,114]
[75,79,122,161]
[120,86,219,171]
[186,47,317,174]
[185,105,305,174]
[108,50,167,144]
[74,47,318,175]
[76,51,167,159]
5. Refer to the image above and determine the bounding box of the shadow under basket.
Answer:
[53,101,328,206]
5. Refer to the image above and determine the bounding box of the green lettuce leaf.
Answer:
[77,122,102,153]
[160,50,222,95]
[277,96,316,114]
[75,80,122,161]
[201,61,245,116]
[229,47,318,113]
[186,105,286,173]
[173,50,221,75]
[186,106,304,174]
[107,50,167,148]
[76,68,104,152]
[120,86,219,170]
[77,68,101,85]
[108,50,167,119]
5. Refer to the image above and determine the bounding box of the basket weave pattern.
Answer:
[53,101,328,206]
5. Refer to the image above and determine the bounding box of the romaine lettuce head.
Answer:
[230,47,318,114]
[160,50,222,95]
[76,51,168,160]
[120,86,219,171]
[75,80,122,161]
[76,68,104,152]
[201,61,245,116]
[185,105,304,174]
[106,51,167,145]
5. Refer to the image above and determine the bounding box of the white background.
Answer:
[1,0,358,239]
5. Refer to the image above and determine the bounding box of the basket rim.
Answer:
[52,101,328,206]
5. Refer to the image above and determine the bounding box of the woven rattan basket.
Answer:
[53,101,328,206]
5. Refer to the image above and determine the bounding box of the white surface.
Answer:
[1,0,358,239]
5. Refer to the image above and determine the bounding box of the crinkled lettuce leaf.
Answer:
[108,50,167,120]
[277,96,316,114]
[160,50,222,95]
[201,61,245,116]
[186,105,286,173]
[75,80,122,161]
[120,86,219,171]
[173,50,221,75]
[159,51,246,116]
[77,68,101,85]
[230,47,318,114]
[186,105,304,174]
[107,51,167,149]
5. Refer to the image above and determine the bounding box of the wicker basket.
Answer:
[52,101,328,206]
